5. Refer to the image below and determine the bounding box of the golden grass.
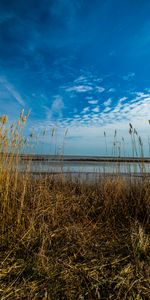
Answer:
[0,114,150,299]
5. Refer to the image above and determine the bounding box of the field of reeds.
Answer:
[0,113,150,299]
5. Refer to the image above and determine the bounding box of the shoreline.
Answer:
[3,153,150,163]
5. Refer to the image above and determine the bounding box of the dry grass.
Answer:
[0,114,150,299]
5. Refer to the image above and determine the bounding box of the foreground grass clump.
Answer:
[0,171,150,299]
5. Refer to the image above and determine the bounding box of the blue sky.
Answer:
[0,0,150,155]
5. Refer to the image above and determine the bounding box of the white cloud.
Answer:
[93,78,103,83]
[101,91,150,127]
[88,100,98,104]
[86,96,93,100]
[74,114,80,118]
[92,106,99,113]
[108,88,115,92]
[42,90,150,132]
[103,107,111,112]
[82,107,89,113]
[63,72,106,96]
[66,85,93,92]
[96,86,105,93]
[33,88,150,155]
[83,114,90,119]
[74,76,88,83]
[119,97,127,103]
[104,98,112,106]
[135,92,148,98]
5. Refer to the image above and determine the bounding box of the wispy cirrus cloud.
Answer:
[44,95,64,121]
[66,85,93,92]
[99,91,150,126]
[88,100,98,104]
[92,106,99,113]
[63,71,105,95]
[82,107,90,113]
[104,98,112,106]
[119,97,127,103]
[54,89,150,129]
[108,88,116,92]
[74,75,88,83]
[0,76,25,106]
[96,86,105,93]
[103,106,111,112]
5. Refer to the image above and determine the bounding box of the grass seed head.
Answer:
[129,128,132,135]
[52,128,55,137]
[0,115,8,124]
[26,110,31,118]
[22,116,26,124]
[43,130,47,137]
[20,109,24,119]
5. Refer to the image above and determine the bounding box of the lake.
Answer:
[18,155,150,177]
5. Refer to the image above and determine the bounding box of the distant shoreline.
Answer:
[18,156,150,163]
[1,153,150,163]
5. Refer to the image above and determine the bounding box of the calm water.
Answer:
[19,159,150,175]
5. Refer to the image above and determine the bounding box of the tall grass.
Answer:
[0,114,150,299]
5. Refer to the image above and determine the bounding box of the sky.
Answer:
[0,0,150,156]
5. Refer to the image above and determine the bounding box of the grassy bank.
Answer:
[0,114,150,299]
[0,171,150,299]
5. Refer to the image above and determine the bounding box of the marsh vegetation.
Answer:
[0,113,150,299]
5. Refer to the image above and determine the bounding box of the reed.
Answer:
[0,114,150,300]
